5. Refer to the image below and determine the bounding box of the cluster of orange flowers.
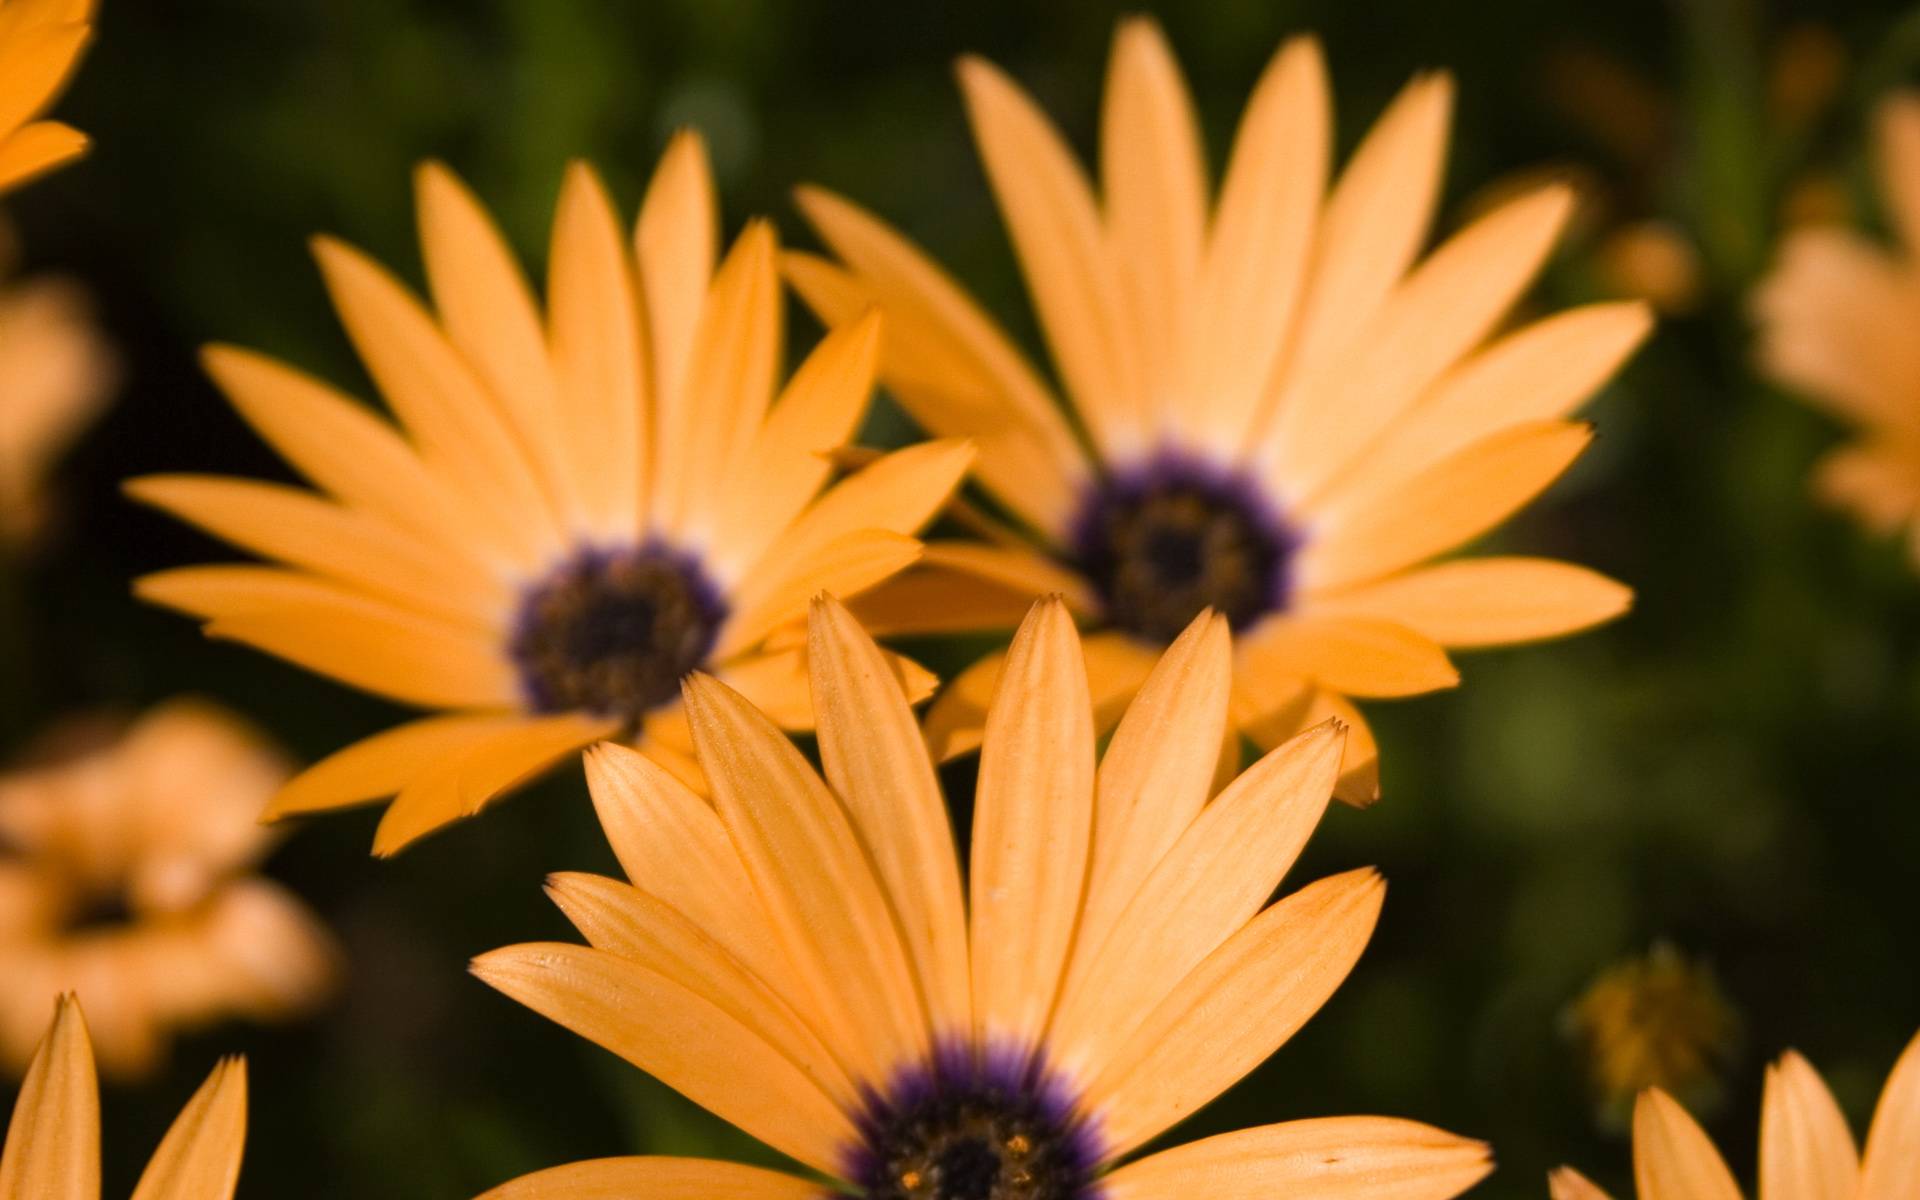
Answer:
[3,3,1918,1197]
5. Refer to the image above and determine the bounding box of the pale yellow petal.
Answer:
[0,996,98,1200]
[1632,1088,1742,1200]
[808,595,971,1040]
[415,161,570,513]
[544,872,857,1108]
[1240,685,1380,808]
[1312,558,1632,648]
[1759,1050,1858,1200]
[1859,1027,1920,1200]
[786,198,1087,538]
[1299,420,1594,592]
[656,222,779,539]
[582,744,796,1004]
[1267,184,1574,506]
[1283,72,1453,385]
[203,593,519,710]
[1069,612,1232,1000]
[709,311,880,577]
[1101,1117,1492,1200]
[476,1156,823,1200]
[969,599,1094,1049]
[1102,17,1206,433]
[958,54,1146,457]
[923,628,1151,763]
[1183,36,1330,454]
[636,130,718,438]
[1051,721,1343,1077]
[1811,440,1920,533]
[1236,613,1457,698]
[265,714,517,820]
[684,674,928,1087]
[1548,1167,1617,1200]
[548,161,647,538]
[129,1058,247,1200]
[124,474,505,629]
[1087,868,1385,1155]
[470,944,856,1175]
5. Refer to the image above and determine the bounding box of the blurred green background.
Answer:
[5,0,1920,1195]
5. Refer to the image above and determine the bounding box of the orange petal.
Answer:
[1632,1088,1742,1200]
[475,1156,824,1200]
[1237,613,1457,698]
[1859,1026,1920,1200]
[1760,1050,1858,1200]
[0,995,99,1200]
[635,130,718,440]
[1086,869,1384,1155]
[471,944,856,1175]
[1312,557,1631,648]
[129,1057,247,1200]
[808,596,971,1040]
[1548,1166,1617,1200]
[1102,1116,1491,1200]
[265,714,518,820]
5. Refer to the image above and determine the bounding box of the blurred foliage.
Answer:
[3,0,1920,1196]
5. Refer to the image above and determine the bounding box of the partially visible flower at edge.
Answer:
[1753,91,1920,570]
[0,994,247,1200]
[788,17,1646,805]
[469,595,1491,1200]
[1549,1025,1920,1199]
[0,0,95,196]
[129,133,968,855]
[0,699,337,1078]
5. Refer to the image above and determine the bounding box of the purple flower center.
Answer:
[509,542,727,724]
[848,1042,1103,1200]
[1070,452,1297,643]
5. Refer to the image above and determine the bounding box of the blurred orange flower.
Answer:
[1753,93,1920,568]
[0,995,247,1199]
[0,700,336,1078]
[0,0,95,196]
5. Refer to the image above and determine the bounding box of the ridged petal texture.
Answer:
[473,597,1489,1200]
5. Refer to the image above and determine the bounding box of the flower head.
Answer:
[0,700,336,1078]
[131,134,969,854]
[470,595,1491,1200]
[1550,1026,1920,1199]
[0,0,93,195]
[788,18,1644,803]
[0,996,247,1200]
[1754,91,1920,570]
[1567,944,1739,1115]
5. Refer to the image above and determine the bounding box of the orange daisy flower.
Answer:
[470,596,1491,1200]
[1753,92,1920,568]
[0,0,94,196]
[0,996,247,1200]
[1550,1027,1920,1199]
[0,701,336,1078]
[787,18,1646,802]
[131,134,968,854]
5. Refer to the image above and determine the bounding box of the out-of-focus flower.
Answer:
[1753,93,1920,568]
[130,134,966,855]
[0,0,94,196]
[1565,944,1738,1115]
[1549,1026,1920,1199]
[0,700,336,1079]
[0,222,116,549]
[471,596,1491,1200]
[0,995,246,1199]
[789,17,1643,804]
